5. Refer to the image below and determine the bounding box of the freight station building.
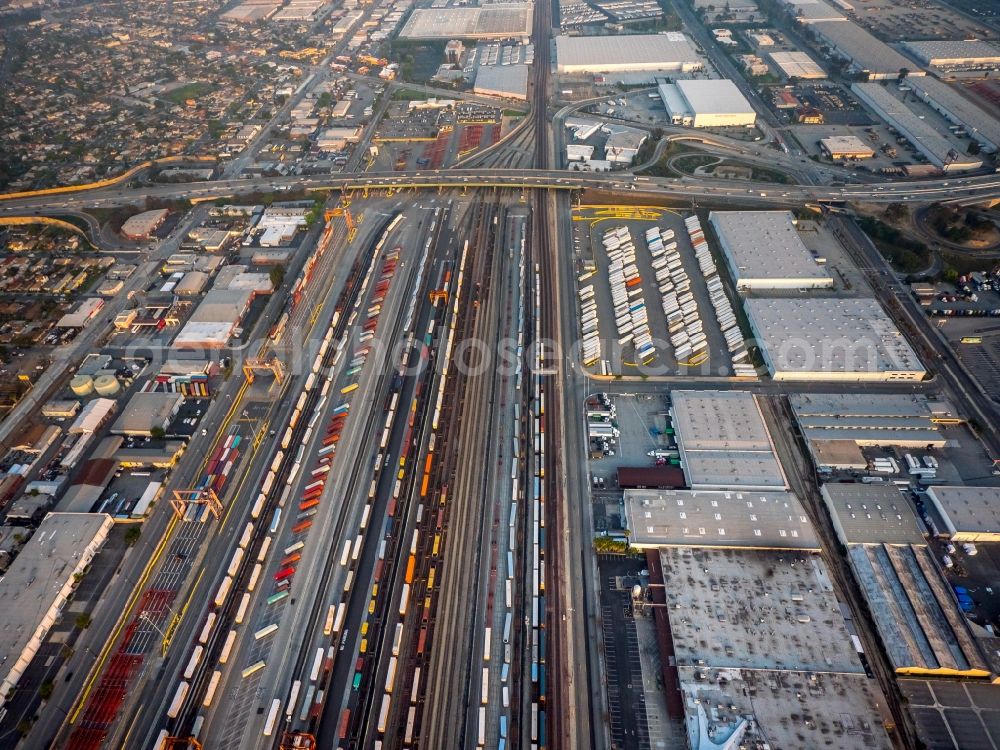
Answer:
[744,297,927,382]
[0,513,114,710]
[709,210,833,290]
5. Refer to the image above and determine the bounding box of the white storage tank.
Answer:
[70,374,94,396]
[93,374,121,396]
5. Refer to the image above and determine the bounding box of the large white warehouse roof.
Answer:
[903,40,1000,67]
[709,210,833,290]
[744,297,926,381]
[659,79,756,127]
[555,33,701,73]
[0,513,114,710]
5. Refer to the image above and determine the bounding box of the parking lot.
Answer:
[573,207,742,377]
[585,392,677,534]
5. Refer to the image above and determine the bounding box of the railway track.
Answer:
[417,195,505,749]
[163,212,400,743]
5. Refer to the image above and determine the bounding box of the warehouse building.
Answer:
[813,21,927,79]
[744,297,927,382]
[908,75,1000,154]
[173,288,254,349]
[111,392,183,437]
[555,33,702,76]
[603,125,647,164]
[400,6,533,40]
[671,390,787,490]
[778,0,845,23]
[902,40,1000,69]
[925,486,1000,543]
[821,482,926,546]
[0,512,114,710]
[657,79,756,127]
[768,50,826,79]
[709,210,833,290]
[473,64,529,100]
[820,134,876,160]
[120,209,169,240]
[624,488,818,549]
[849,543,990,678]
[851,82,982,171]
[789,394,949,470]
[665,546,893,750]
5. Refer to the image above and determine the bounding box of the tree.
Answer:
[968,140,982,156]
[75,613,92,630]
[897,67,909,83]
[883,202,908,222]
[124,526,142,547]
[39,681,54,700]
[269,266,286,289]
[149,426,166,440]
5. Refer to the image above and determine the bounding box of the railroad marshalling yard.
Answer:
[4,183,998,750]
[3,1,1000,749]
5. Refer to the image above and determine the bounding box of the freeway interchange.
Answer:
[3,167,1000,216]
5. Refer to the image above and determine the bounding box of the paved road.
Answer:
[2,168,1000,217]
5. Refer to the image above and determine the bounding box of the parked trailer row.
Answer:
[603,226,654,361]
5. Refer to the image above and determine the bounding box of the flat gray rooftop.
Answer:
[849,544,989,676]
[671,390,786,489]
[821,483,926,546]
[709,210,833,287]
[0,513,113,702]
[625,489,819,549]
[926,486,1000,541]
[815,20,925,76]
[680,667,892,750]
[399,6,533,39]
[744,296,926,379]
[659,547,866,673]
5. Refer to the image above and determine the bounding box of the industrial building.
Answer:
[624,488,818,549]
[820,134,876,160]
[173,288,254,349]
[111,392,183,437]
[744,297,927,382]
[399,6,533,40]
[555,33,702,75]
[120,208,169,240]
[56,298,105,329]
[812,20,927,79]
[851,82,982,172]
[663,550,896,750]
[0,512,114,710]
[602,125,647,164]
[789,393,950,457]
[709,210,833,290]
[849,543,990,677]
[821,482,926,546]
[778,0,845,23]
[657,79,756,127]
[902,40,1000,69]
[670,390,787,490]
[473,64,529,100]
[908,75,1000,155]
[768,49,826,79]
[925,486,1000,542]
